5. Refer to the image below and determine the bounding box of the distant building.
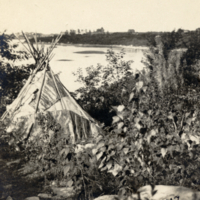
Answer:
[128,29,135,34]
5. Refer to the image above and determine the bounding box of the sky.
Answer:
[0,0,200,34]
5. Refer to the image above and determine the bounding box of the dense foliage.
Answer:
[0,33,33,116]
[73,48,134,125]
[2,29,200,200]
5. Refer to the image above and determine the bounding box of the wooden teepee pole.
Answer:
[22,32,35,58]
[35,62,48,113]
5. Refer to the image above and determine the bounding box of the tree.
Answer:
[65,30,69,35]
[73,49,134,125]
[0,32,33,116]
[70,29,76,36]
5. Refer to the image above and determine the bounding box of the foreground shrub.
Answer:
[3,30,200,200]
[73,49,134,125]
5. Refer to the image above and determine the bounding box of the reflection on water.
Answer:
[57,59,73,61]
[74,51,105,54]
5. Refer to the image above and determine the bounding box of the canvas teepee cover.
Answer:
[1,33,100,144]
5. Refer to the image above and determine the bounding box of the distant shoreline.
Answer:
[40,42,149,50]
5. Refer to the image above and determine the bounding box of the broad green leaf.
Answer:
[92,148,98,155]
[112,116,121,124]
[135,123,142,130]
[135,81,144,92]
[106,160,113,170]
[117,105,125,112]
[66,179,73,187]
[89,156,97,164]
[101,166,107,171]
[123,127,128,133]
[147,135,151,144]
[175,145,181,152]
[96,135,103,143]
[97,141,105,149]
[174,166,180,174]
[138,112,144,117]
[134,117,140,124]
[185,112,190,119]
[99,157,106,169]
[114,129,122,134]
[148,110,153,116]
[142,86,148,93]
[117,143,124,151]
[130,169,135,174]
[106,154,111,161]
[189,152,193,159]
[167,145,174,157]
[108,144,115,151]
[99,96,104,102]
[100,146,107,153]
[110,150,116,157]
[118,122,124,129]
[107,163,122,176]
[161,148,167,158]
[146,167,151,174]
[150,129,158,136]
[137,157,145,167]
[63,165,70,176]
[123,147,129,155]
[59,147,70,157]
[186,117,192,125]
[121,88,127,96]
[118,114,124,120]
[96,152,103,161]
[167,112,175,120]
[156,158,163,166]
[129,92,134,102]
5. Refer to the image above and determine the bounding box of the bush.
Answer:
[3,29,200,200]
[73,48,134,126]
[0,32,33,116]
[89,32,200,197]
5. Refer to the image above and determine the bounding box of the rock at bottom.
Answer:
[38,193,52,198]
[24,197,40,200]
[93,195,118,200]
[6,196,13,200]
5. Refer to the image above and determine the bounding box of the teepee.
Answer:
[1,32,100,144]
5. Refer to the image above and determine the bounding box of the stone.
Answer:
[24,197,40,200]
[38,193,52,198]
[51,187,75,198]
[93,195,118,200]
[6,196,13,200]
[137,185,200,200]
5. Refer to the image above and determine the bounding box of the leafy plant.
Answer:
[0,32,33,116]
[73,48,134,125]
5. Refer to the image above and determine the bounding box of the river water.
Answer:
[50,45,147,91]
[13,42,148,92]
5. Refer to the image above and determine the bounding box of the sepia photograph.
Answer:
[1,0,200,199]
